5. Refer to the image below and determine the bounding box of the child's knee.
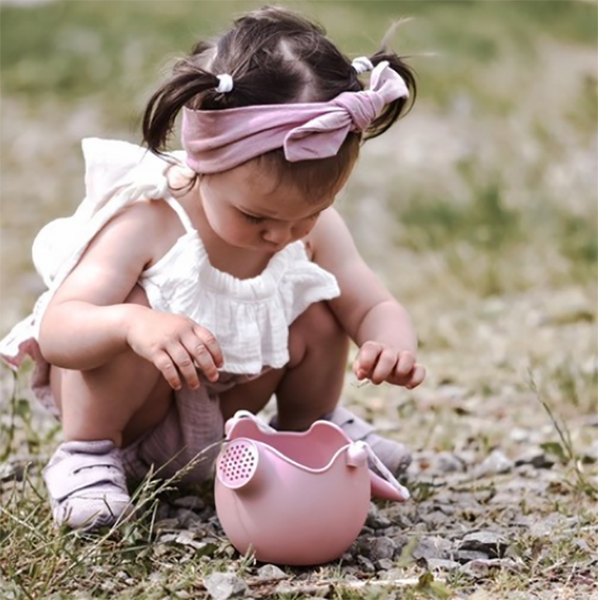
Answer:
[288,302,347,366]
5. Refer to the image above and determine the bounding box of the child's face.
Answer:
[198,161,335,253]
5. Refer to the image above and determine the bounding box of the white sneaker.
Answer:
[43,440,133,530]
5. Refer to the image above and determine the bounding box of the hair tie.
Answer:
[351,56,374,75]
[215,74,234,93]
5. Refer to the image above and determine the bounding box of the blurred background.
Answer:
[1,0,596,451]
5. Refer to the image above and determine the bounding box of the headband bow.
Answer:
[182,61,408,173]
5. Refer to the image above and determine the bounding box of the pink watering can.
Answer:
[214,410,410,566]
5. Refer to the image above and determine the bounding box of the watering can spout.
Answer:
[370,472,410,501]
[216,438,264,493]
[361,441,410,502]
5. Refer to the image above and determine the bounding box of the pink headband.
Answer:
[181,61,409,174]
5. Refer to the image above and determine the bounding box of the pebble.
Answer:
[453,550,490,564]
[459,531,510,558]
[365,505,393,529]
[375,558,395,571]
[256,564,287,582]
[435,451,466,473]
[203,572,248,600]
[356,555,376,573]
[425,558,461,572]
[514,448,554,469]
[458,558,520,578]
[473,449,514,478]
[412,536,453,561]
[359,536,396,561]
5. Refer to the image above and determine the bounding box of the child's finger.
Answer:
[154,350,183,390]
[190,341,220,382]
[405,364,426,389]
[353,342,382,379]
[395,351,415,378]
[369,348,399,384]
[193,326,224,368]
[168,344,201,390]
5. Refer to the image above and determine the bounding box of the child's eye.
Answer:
[242,213,265,224]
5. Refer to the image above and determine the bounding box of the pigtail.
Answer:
[362,21,417,141]
[142,42,220,154]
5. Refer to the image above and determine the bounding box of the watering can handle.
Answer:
[225,409,277,436]
[357,441,410,500]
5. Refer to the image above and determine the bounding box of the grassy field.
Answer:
[1,1,597,599]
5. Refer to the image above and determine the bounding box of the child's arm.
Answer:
[309,207,425,389]
[38,201,223,390]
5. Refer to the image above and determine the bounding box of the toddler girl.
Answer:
[0,6,425,530]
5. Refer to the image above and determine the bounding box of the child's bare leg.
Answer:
[50,286,173,448]
[50,354,172,448]
[45,286,174,529]
[220,301,349,430]
[274,301,349,430]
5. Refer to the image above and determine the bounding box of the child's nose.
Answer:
[262,225,293,246]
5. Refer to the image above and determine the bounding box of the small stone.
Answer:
[375,558,395,571]
[419,509,451,528]
[203,572,248,600]
[357,555,376,573]
[256,564,287,582]
[473,450,513,478]
[0,463,18,482]
[435,451,465,473]
[514,448,554,469]
[527,513,578,537]
[581,440,598,463]
[365,536,396,561]
[275,582,325,596]
[340,565,360,578]
[425,558,461,572]
[366,505,392,529]
[273,583,294,596]
[458,558,520,578]
[412,536,453,561]
[454,550,489,564]
[573,539,592,553]
[459,531,510,558]
[509,428,531,443]
[454,450,477,466]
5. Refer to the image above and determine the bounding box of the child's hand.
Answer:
[126,310,223,390]
[353,342,425,389]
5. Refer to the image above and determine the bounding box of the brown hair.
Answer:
[142,6,417,200]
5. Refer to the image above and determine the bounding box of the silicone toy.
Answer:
[214,410,410,565]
